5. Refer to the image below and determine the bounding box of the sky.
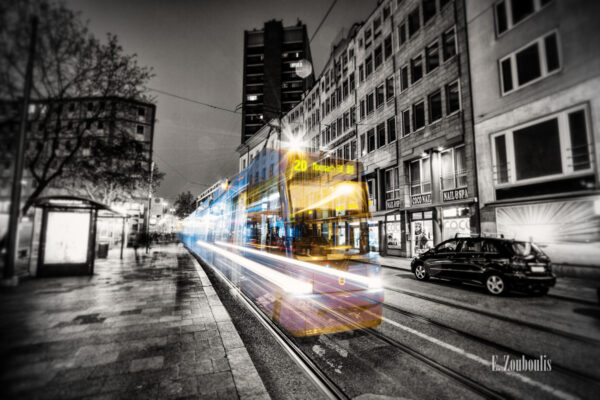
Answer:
[63,0,378,201]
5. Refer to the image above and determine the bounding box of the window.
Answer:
[384,35,393,59]
[410,157,431,195]
[87,102,93,112]
[138,107,146,117]
[460,239,482,253]
[97,121,104,130]
[360,99,366,119]
[361,133,366,155]
[408,7,421,37]
[366,92,375,114]
[359,64,364,82]
[376,84,385,108]
[491,106,591,186]
[365,28,372,48]
[383,4,391,19]
[428,90,442,123]
[446,80,461,114]
[136,125,144,135]
[400,65,409,91]
[367,179,375,201]
[343,79,349,99]
[402,109,411,136]
[398,22,407,45]
[386,76,394,101]
[377,122,386,148]
[440,0,451,9]
[482,240,501,254]
[367,129,376,152]
[426,41,439,73]
[442,27,456,61]
[495,0,552,35]
[385,167,400,200]
[423,0,436,24]
[366,55,373,77]
[374,45,383,69]
[344,143,350,159]
[440,145,467,190]
[349,73,355,92]
[500,31,560,95]
[350,106,356,126]
[351,140,357,160]
[411,55,423,83]
[343,111,350,131]
[374,16,382,37]
[413,101,425,130]
[436,239,458,253]
[387,117,396,143]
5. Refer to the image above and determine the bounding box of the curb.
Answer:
[189,254,271,400]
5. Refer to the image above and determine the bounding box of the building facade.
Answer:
[467,0,600,263]
[241,20,314,143]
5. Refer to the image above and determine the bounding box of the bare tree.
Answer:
[174,191,197,219]
[0,0,156,214]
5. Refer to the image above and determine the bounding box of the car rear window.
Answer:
[511,241,544,256]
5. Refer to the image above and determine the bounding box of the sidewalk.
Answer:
[359,253,600,305]
[0,244,269,399]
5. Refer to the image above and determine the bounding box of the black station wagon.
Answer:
[410,236,556,296]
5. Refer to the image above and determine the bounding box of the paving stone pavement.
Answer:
[0,244,270,400]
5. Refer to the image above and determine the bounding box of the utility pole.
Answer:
[3,17,37,285]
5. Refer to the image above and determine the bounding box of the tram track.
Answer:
[383,286,600,346]
[373,296,600,386]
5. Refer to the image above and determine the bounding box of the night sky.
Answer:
[63,0,378,201]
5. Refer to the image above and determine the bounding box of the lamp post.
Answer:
[145,161,154,254]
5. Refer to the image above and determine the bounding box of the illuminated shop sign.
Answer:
[443,188,469,202]
[411,194,431,205]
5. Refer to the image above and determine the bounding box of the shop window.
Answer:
[410,157,431,195]
[440,145,467,190]
[426,41,439,73]
[376,84,385,108]
[446,80,461,114]
[428,90,442,123]
[387,117,396,143]
[377,123,386,148]
[411,55,423,84]
[367,129,376,153]
[442,27,457,61]
[499,31,560,95]
[491,106,591,186]
[413,101,425,130]
[386,76,395,101]
[385,167,400,200]
[495,0,553,36]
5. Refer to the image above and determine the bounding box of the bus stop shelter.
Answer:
[31,196,126,277]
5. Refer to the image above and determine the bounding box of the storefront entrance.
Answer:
[411,213,433,256]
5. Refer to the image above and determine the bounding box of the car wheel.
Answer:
[414,264,429,281]
[485,274,506,296]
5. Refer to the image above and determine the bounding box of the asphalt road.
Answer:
[196,250,600,400]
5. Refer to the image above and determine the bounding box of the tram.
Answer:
[180,148,383,337]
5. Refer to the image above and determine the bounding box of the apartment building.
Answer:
[241,20,314,143]
[467,0,600,262]
[355,1,399,252]
[386,0,477,257]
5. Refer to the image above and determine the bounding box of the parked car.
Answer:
[410,236,556,296]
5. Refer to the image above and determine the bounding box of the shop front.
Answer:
[384,210,405,256]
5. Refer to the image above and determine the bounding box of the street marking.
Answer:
[382,317,580,400]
